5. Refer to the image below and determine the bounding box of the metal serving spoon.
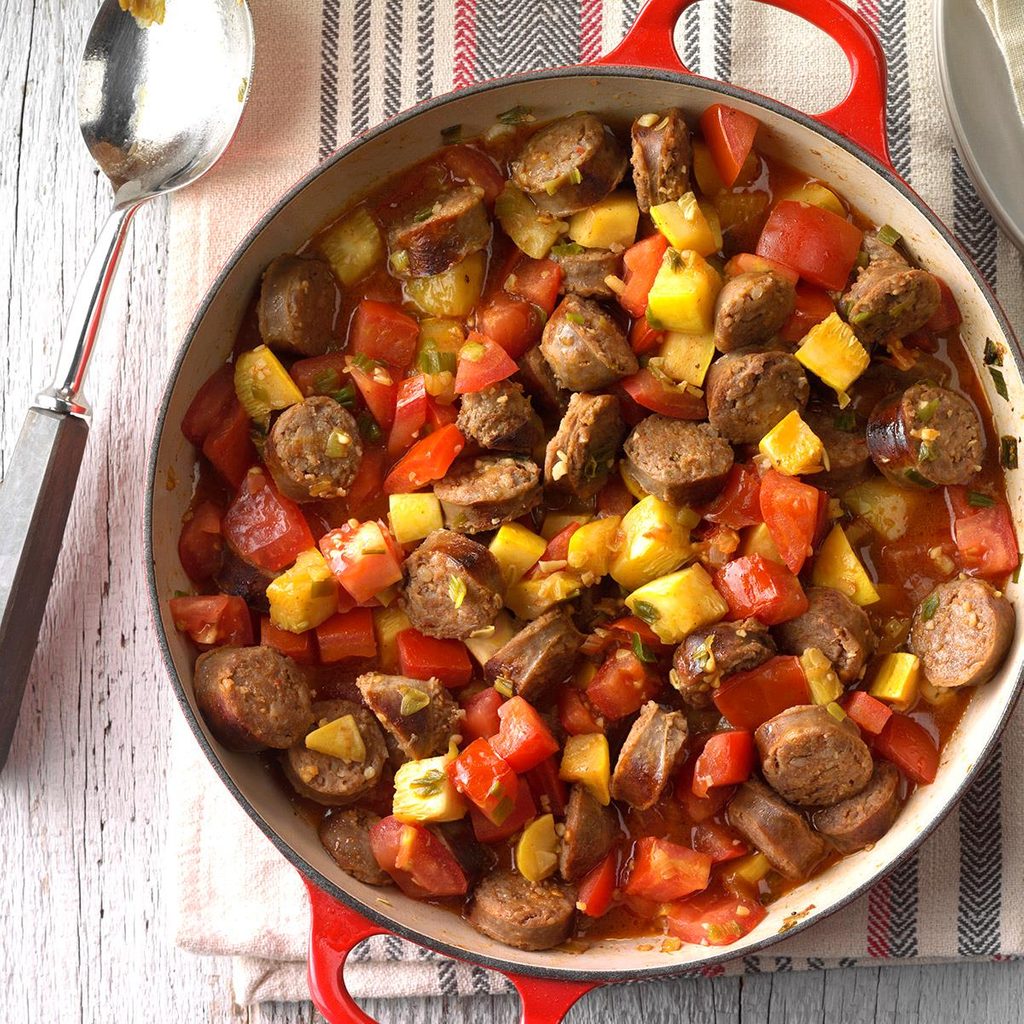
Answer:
[0,0,254,770]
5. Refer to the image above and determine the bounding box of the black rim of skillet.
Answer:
[145,63,1024,983]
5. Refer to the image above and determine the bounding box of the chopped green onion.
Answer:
[855,250,870,269]
[565,311,586,326]
[917,441,936,463]
[921,593,939,621]
[630,632,656,664]
[984,337,1003,367]
[551,242,585,258]
[849,308,875,326]
[331,383,356,407]
[389,249,410,274]
[569,166,583,185]
[497,105,533,125]
[493,676,514,699]
[825,701,847,722]
[968,491,996,508]
[916,398,939,424]
[312,368,341,395]
[1001,435,1019,469]
[989,366,1009,401]
[350,352,380,374]
[833,409,858,433]
[448,574,467,609]
[441,124,463,145]
[632,600,661,625]
[357,412,382,442]
[419,348,457,375]
[542,175,565,196]
[409,768,447,797]
[645,308,664,330]
[904,468,936,488]
[459,341,486,363]
[413,206,435,223]
[325,429,353,458]
[399,686,431,716]
[876,223,902,247]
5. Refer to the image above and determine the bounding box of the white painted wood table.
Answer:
[3,2,1024,1021]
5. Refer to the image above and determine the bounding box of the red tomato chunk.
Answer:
[624,837,712,902]
[666,890,766,946]
[317,608,378,662]
[714,554,809,626]
[369,816,468,898]
[490,696,560,774]
[396,628,473,688]
[691,730,755,798]
[448,738,519,826]
[713,655,811,731]
[170,595,253,649]
[319,520,404,605]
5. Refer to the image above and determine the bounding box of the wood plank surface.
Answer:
[2,2,1024,1022]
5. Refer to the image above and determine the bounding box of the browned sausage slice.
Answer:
[609,702,689,810]
[558,784,620,882]
[541,295,638,392]
[909,577,1015,688]
[630,108,692,213]
[193,645,313,752]
[544,393,625,500]
[672,618,776,708]
[319,808,393,886]
[552,246,623,300]
[623,416,734,505]
[434,455,542,534]
[388,185,491,278]
[517,344,570,417]
[803,405,871,492]
[355,673,463,760]
[468,869,577,950]
[456,381,542,453]
[215,548,277,614]
[755,704,874,808]
[257,254,339,356]
[727,778,828,880]
[812,761,902,853]
[713,272,796,353]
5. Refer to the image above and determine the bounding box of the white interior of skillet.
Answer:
[150,70,1024,978]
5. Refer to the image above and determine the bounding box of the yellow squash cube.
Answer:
[392,742,466,824]
[646,248,722,334]
[610,496,694,592]
[650,192,722,256]
[489,523,548,587]
[267,550,338,633]
[842,478,922,542]
[318,206,384,286]
[305,713,366,762]
[389,493,444,545]
[869,653,921,712]
[758,410,826,476]
[657,330,717,387]
[626,564,728,644]
[567,516,622,579]
[540,512,592,540]
[559,733,610,805]
[373,606,412,672]
[812,525,880,606]
[505,572,582,620]
[799,648,844,706]
[739,522,783,564]
[464,610,517,667]
[692,140,725,196]
[796,313,870,399]
[779,181,845,216]
[406,251,486,318]
[495,182,567,259]
[516,814,559,882]
[234,345,304,424]
[568,191,640,250]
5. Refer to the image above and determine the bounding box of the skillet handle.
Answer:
[598,0,892,169]
[505,974,598,1023]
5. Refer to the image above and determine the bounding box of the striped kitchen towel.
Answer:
[166,0,1024,1006]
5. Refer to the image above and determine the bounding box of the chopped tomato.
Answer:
[461,686,504,743]
[691,730,755,798]
[203,400,257,489]
[760,469,822,574]
[448,738,519,825]
[926,276,962,333]
[756,200,863,291]
[713,655,811,730]
[619,234,668,318]
[875,712,939,785]
[596,475,636,516]
[507,257,564,314]
[700,104,760,188]
[538,522,580,564]
[387,375,430,457]
[525,755,569,817]
[382,424,465,494]
[396,628,473,688]
[475,292,544,359]
[676,754,735,823]
[629,317,664,355]
[222,469,315,572]
[723,252,799,285]
[713,554,808,625]
[620,368,708,419]
[666,889,766,946]
[289,352,348,398]
[780,283,835,343]
[349,299,420,370]
[576,853,618,918]
[558,687,605,736]
[691,820,749,864]
[455,333,518,394]
[947,486,1020,578]
[842,690,893,737]
[349,359,398,432]
[587,649,662,720]
[319,520,404,605]
[369,816,468,898]
[470,781,537,843]
[182,364,235,446]
[606,615,664,649]
[624,837,712,902]
[704,463,763,529]
[344,447,385,521]
[178,501,224,583]
[440,144,506,203]
[170,595,253,649]
[316,607,378,662]
[490,696,560,774]
[425,396,459,430]
[260,617,316,664]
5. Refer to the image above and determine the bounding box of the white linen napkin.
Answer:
[977,0,1024,125]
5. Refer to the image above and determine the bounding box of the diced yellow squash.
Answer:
[626,564,728,644]
[505,571,582,620]
[780,181,845,217]
[723,851,772,892]
[650,192,721,256]
[796,313,870,399]
[540,512,592,541]
[373,606,412,672]
[489,523,547,588]
[568,191,639,250]
[559,733,611,805]
[495,182,568,259]
[267,550,338,633]
[869,652,921,712]
[758,410,826,476]
[739,522,784,564]
[416,318,463,403]
[799,648,844,706]
[657,330,716,387]
[573,659,598,691]
[692,140,725,196]
[842,478,922,542]
[234,345,304,423]
[646,248,722,334]
[619,460,649,500]
[465,611,516,667]
[919,677,957,708]
[389,493,444,546]
[305,713,366,762]
[392,741,466,824]
[812,525,880,606]
[564,517,620,578]
[516,814,559,882]
[405,250,486,318]
[318,206,384,286]
[825,701,848,723]
[610,496,694,592]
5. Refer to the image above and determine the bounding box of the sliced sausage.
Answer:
[672,618,776,708]
[552,247,623,300]
[468,868,577,950]
[705,349,809,445]
[623,416,734,505]
[775,586,875,684]
[558,784,620,883]
[803,405,871,492]
[609,702,689,810]
[630,108,692,213]
[484,607,584,705]
[456,381,543,453]
[319,808,392,886]
[215,548,276,614]
[517,344,570,417]
[401,529,504,639]
[283,700,388,806]
[263,396,363,502]
[727,778,828,880]
[355,673,463,760]
[388,185,490,278]
[544,393,625,500]
[755,704,874,808]
[434,455,542,534]
[193,645,313,753]
[909,576,1015,688]
[257,254,339,357]
[867,382,984,489]
[541,294,638,392]
[812,761,902,853]
[512,114,628,218]
[713,272,796,353]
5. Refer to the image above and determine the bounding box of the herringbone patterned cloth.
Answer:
[166,0,1024,1005]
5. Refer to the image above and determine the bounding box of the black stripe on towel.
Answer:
[350,0,372,135]
[318,0,341,159]
[958,747,1003,955]
[878,0,911,178]
[474,0,580,79]
[415,0,435,101]
[382,0,403,119]
[887,856,919,957]
[713,0,732,80]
